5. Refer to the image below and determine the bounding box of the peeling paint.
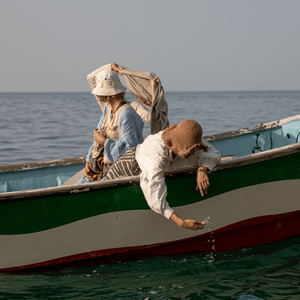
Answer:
[70,188,90,194]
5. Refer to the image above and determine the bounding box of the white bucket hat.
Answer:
[91,70,127,96]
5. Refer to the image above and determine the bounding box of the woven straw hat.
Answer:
[91,70,127,96]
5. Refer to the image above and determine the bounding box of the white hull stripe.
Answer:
[1,179,299,269]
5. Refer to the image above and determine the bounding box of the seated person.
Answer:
[104,119,221,231]
[76,69,144,184]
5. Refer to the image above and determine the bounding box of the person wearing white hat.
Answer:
[76,69,144,184]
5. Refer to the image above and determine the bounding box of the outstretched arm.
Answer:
[140,162,206,231]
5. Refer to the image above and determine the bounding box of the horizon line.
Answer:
[1,89,300,94]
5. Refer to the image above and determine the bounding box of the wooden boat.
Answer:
[1,115,300,272]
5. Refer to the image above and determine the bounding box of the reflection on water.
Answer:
[1,235,300,299]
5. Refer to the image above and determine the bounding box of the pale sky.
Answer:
[1,0,300,92]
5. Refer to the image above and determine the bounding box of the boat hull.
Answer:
[1,151,300,272]
[2,209,299,272]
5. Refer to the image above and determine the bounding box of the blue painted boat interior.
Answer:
[211,119,300,157]
[0,164,84,193]
[1,119,300,193]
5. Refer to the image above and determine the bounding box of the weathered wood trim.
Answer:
[0,176,140,203]
[218,143,300,170]
[1,142,300,203]
[0,166,198,203]
[204,114,300,142]
[0,156,86,173]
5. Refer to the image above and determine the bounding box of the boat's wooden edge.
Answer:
[0,156,86,173]
[1,142,300,203]
[218,142,300,170]
[204,114,300,142]
[0,176,141,203]
[0,167,198,202]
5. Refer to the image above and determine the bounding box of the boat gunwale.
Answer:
[0,156,86,173]
[1,113,300,202]
[204,114,300,142]
[1,141,300,203]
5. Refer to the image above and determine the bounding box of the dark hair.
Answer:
[97,92,125,102]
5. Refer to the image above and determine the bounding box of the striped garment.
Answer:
[104,146,141,180]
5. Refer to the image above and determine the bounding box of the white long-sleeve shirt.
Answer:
[135,131,221,219]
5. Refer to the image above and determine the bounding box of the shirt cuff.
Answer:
[163,208,174,219]
[199,162,215,173]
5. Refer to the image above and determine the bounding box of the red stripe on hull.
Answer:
[2,209,300,272]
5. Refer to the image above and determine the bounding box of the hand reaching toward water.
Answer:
[181,219,206,231]
[170,212,206,231]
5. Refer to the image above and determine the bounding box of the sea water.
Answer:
[1,90,300,166]
[0,91,300,299]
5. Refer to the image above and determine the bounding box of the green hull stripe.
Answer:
[1,152,300,235]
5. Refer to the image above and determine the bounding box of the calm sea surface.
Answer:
[0,91,300,299]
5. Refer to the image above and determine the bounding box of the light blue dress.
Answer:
[76,104,144,184]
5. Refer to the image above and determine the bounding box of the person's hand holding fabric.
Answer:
[111,62,122,75]
[94,129,106,147]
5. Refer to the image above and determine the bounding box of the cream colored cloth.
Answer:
[87,64,169,133]
[118,65,169,134]
[135,132,221,219]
